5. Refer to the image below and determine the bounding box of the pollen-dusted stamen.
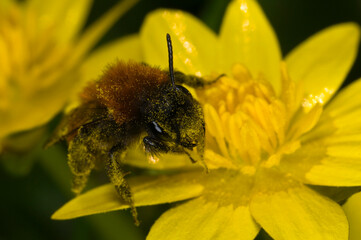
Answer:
[197,63,306,170]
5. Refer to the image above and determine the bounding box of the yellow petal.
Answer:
[148,198,259,240]
[280,142,361,186]
[323,77,361,121]
[250,169,348,240]
[305,110,361,143]
[0,0,13,10]
[287,103,323,141]
[82,35,142,80]
[69,0,139,66]
[285,78,361,186]
[68,34,142,106]
[286,23,360,108]
[302,78,361,142]
[343,192,361,240]
[67,35,142,110]
[26,0,92,43]
[219,0,281,91]
[123,144,196,170]
[0,72,78,138]
[55,0,93,43]
[140,9,218,76]
[148,169,260,239]
[52,171,204,220]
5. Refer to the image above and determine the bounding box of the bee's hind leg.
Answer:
[107,144,139,226]
[67,132,96,195]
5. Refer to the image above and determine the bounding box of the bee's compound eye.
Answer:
[151,121,163,134]
[148,121,172,141]
[175,85,192,97]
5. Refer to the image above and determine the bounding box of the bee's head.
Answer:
[142,83,205,159]
[141,33,205,162]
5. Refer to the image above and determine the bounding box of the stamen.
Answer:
[198,63,302,168]
[204,104,230,158]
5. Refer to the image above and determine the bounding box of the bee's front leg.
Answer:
[107,145,139,226]
[143,136,169,155]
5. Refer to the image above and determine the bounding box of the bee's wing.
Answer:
[44,102,109,148]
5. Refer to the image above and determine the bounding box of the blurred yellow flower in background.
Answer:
[52,0,361,239]
[0,0,138,152]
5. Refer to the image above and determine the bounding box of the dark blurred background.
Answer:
[1,0,361,239]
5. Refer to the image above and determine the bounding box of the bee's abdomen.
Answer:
[81,61,169,125]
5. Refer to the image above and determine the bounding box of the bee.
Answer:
[46,34,220,224]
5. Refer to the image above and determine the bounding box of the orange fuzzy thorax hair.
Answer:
[81,60,169,124]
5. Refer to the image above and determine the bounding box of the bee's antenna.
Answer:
[166,33,176,88]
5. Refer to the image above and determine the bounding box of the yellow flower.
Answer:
[52,0,361,239]
[0,0,138,148]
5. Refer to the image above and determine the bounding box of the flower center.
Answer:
[197,63,309,174]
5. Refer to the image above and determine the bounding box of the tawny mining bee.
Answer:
[46,34,220,224]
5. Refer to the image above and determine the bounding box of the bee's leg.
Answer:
[67,132,95,195]
[143,136,170,155]
[106,145,139,226]
[174,71,225,88]
[183,136,209,173]
[196,138,209,173]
